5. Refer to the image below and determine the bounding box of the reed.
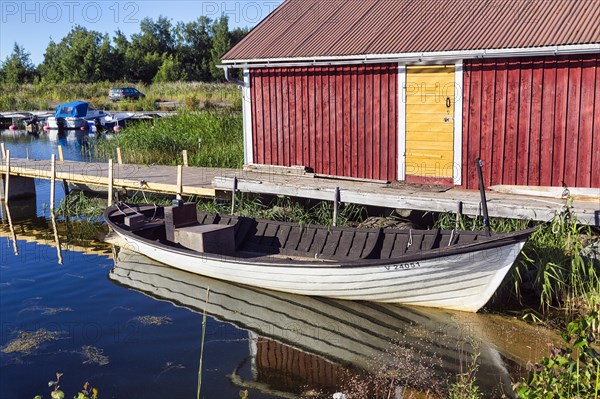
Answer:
[89,110,244,168]
[0,81,241,112]
[433,205,599,316]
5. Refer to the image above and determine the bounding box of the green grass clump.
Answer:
[434,204,600,316]
[90,110,243,168]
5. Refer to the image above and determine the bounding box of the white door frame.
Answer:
[242,68,254,165]
[397,62,463,185]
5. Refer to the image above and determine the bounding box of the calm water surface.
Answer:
[0,130,557,398]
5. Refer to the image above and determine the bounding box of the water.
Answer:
[0,130,557,398]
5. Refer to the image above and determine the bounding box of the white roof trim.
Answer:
[221,43,600,68]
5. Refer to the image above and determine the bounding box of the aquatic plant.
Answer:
[1,329,62,354]
[514,311,599,398]
[448,344,483,399]
[57,191,105,222]
[34,375,98,399]
[89,110,244,168]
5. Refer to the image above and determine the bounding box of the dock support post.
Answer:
[176,165,183,200]
[476,158,491,236]
[182,150,188,167]
[57,145,64,162]
[333,186,340,227]
[117,147,123,165]
[4,150,10,204]
[108,159,114,206]
[231,176,238,214]
[50,154,56,210]
[455,201,463,229]
[1,143,6,159]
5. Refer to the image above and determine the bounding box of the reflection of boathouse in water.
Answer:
[110,248,556,398]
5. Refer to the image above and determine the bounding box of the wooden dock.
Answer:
[1,157,598,226]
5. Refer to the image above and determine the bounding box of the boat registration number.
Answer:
[384,262,420,271]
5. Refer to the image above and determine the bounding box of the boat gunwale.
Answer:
[104,205,535,269]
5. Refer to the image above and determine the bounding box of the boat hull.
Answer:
[111,228,525,312]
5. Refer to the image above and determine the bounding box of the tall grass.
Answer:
[0,81,241,112]
[434,204,599,316]
[89,110,244,168]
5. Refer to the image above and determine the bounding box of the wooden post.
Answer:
[1,143,6,159]
[117,147,123,165]
[176,165,183,200]
[333,187,340,227]
[57,145,64,162]
[455,201,463,230]
[50,154,56,210]
[182,150,189,167]
[4,150,10,205]
[108,159,114,206]
[231,176,238,214]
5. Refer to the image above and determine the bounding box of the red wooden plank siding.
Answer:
[462,53,599,189]
[593,57,600,188]
[250,64,398,181]
[528,59,544,186]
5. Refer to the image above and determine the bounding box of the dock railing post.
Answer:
[333,187,340,227]
[117,147,123,165]
[176,165,183,200]
[50,154,56,210]
[4,150,10,204]
[476,158,491,236]
[57,145,64,162]
[231,176,238,214]
[1,143,7,159]
[108,159,114,206]
[455,201,463,230]
[182,150,189,167]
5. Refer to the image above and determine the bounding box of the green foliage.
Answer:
[515,312,600,398]
[38,26,115,83]
[35,374,98,399]
[0,81,240,112]
[88,110,244,168]
[209,16,232,81]
[153,55,188,83]
[448,350,483,399]
[0,43,36,85]
[15,15,248,85]
[434,204,599,315]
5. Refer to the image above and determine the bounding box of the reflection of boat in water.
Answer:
[108,248,555,398]
[105,204,534,312]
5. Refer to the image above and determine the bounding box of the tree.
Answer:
[209,16,231,81]
[174,16,212,81]
[153,54,188,82]
[39,26,115,83]
[0,43,36,84]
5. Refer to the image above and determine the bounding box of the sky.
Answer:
[0,0,284,65]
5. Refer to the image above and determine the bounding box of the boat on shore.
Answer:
[47,101,109,130]
[104,202,534,312]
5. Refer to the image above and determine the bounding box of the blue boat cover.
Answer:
[55,101,89,118]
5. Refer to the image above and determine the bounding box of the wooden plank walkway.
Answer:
[1,157,598,226]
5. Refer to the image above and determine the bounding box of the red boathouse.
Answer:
[221,0,600,189]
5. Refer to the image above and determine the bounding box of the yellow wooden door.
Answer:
[405,65,455,180]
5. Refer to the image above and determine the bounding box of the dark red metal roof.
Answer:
[223,0,600,61]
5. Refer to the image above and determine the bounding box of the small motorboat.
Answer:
[104,202,534,312]
[47,101,109,130]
